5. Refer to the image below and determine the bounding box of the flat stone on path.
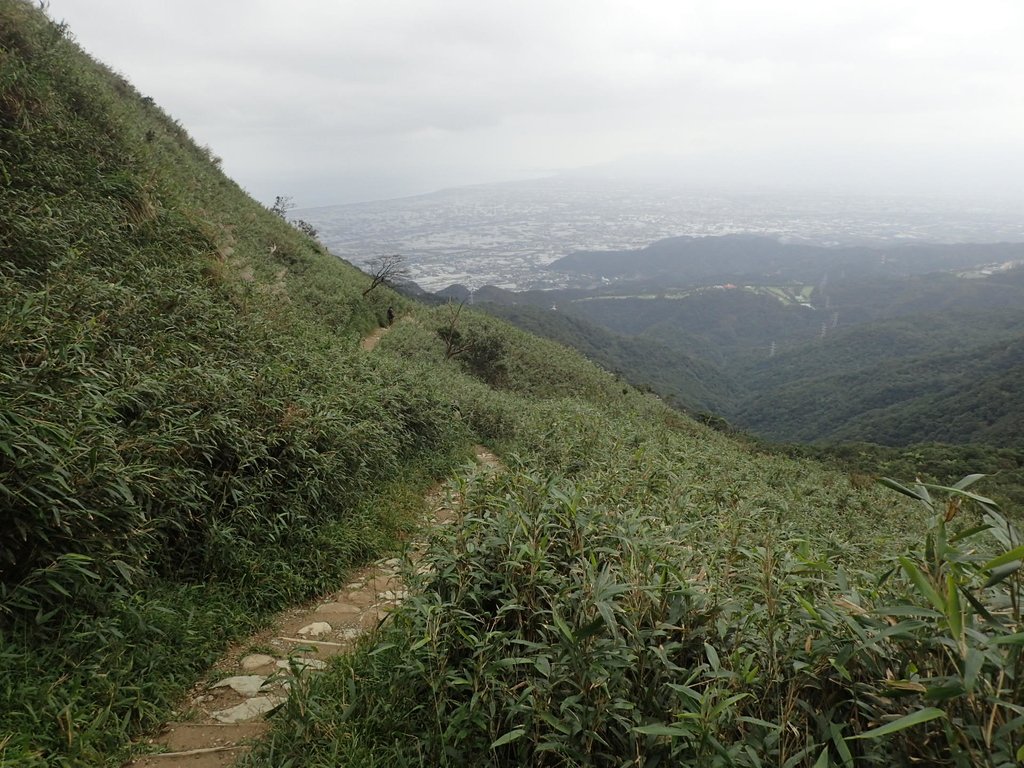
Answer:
[297,621,333,637]
[211,695,286,724]
[365,574,401,594]
[212,675,267,696]
[340,589,379,609]
[358,608,387,630]
[239,653,276,672]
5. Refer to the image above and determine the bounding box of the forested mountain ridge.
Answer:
[552,233,1024,284]
[463,233,1024,447]
[3,4,1022,766]
[734,333,1024,445]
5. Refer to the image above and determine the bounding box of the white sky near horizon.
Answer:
[43,0,1024,207]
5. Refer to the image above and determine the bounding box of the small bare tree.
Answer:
[270,195,294,218]
[439,300,473,359]
[270,195,319,241]
[294,219,318,239]
[362,254,408,296]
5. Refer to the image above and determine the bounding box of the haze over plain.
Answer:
[44,0,1024,206]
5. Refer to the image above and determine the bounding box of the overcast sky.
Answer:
[46,0,1024,207]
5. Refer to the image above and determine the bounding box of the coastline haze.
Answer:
[296,177,1024,293]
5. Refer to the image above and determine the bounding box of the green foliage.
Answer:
[0,583,256,766]
[251,464,1022,767]
[839,476,1024,765]
[5,4,1022,766]
[786,441,1024,513]
[0,2,468,762]
[250,467,723,766]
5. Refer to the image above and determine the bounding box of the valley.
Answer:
[298,179,1024,292]
[401,233,1024,447]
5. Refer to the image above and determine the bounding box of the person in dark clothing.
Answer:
[386,306,395,326]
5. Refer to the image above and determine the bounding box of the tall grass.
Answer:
[245,312,1021,766]
[5,3,1019,766]
[249,461,1022,767]
[1,2,470,763]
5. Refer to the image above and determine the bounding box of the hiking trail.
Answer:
[359,324,389,351]
[126,323,500,767]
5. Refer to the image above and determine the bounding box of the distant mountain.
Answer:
[434,283,521,305]
[477,238,1024,447]
[733,333,1024,446]
[550,234,1024,286]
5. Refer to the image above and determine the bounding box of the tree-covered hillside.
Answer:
[471,235,1024,450]
[731,312,1024,445]
[2,4,1022,767]
[552,233,1024,285]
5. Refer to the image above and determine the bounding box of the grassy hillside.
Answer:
[249,304,1024,768]
[2,4,1022,767]
[475,301,737,414]
[1,3,467,763]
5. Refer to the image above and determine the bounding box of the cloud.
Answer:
[47,0,1024,205]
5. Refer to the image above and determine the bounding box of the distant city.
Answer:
[296,177,1024,293]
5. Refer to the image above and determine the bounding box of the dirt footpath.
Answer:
[126,446,501,768]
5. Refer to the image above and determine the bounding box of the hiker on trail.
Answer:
[387,306,395,326]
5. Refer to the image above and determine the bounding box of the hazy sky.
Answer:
[46,0,1024,207]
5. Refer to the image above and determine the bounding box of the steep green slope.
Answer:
[1,4,465,763]
[476,301,737,413]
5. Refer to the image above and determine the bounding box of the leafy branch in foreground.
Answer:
[866,474,1023,765]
